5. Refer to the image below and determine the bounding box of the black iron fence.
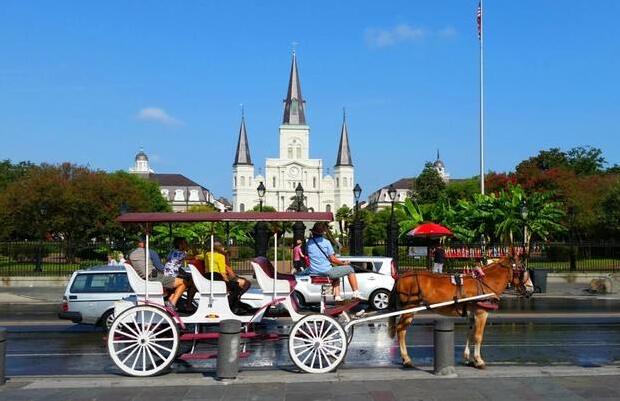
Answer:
[2,240,619,277]
[0,238,294,277]
[373,241,620,273]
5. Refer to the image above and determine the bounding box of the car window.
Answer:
[70,273,131,293]
[372,262,384,273]
[350,261,373,272]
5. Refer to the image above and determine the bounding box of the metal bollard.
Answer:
[433,319,457,377]
[216,319,241,379]
[0,327,6,385]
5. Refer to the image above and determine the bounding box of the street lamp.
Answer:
[521,200,528,264]
[257,181,266,212]
[350,183,363,256]
[386,184,399,267]
[254,181,269,257]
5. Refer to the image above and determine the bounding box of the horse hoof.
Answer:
[402,360,414,369]
[474,362,486,370]
[463,360,475,367]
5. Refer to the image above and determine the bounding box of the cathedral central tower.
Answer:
[232,52,355,215]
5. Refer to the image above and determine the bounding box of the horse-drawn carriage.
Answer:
[107,212,531,376]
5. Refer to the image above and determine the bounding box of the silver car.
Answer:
[294,256,396,310]
[59,265,133,329]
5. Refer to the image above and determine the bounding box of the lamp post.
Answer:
[257,181,266,212]
[254,181,269,257]
[521,200,529,268]
[35,205,48,272]
[293,183,306,244]
[386,185,399,267]
[568,206,577,271]
[349,184,363,256]
[119,202,129,255]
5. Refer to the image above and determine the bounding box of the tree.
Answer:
[0,163,170,242]
[335,205,352,235]
[566,146,606,175]
[600,178,620,237]
[414,162,445,204]
[395,198,424,237]
[516,148,568,173]
[0,160,36,191]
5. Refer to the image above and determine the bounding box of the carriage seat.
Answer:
[251,257,296,293]
[123,264,164,300]
[187,264,228,295]
[310,276,332,285]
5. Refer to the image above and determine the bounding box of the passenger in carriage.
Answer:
[164,237,197,311]
[204,241,251,297]
[128,239,189,309]
[305,222,360,302]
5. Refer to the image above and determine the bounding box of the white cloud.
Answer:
[136,107,183,126]
[365,24,456,48]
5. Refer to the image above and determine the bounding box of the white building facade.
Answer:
[232,52,355,213]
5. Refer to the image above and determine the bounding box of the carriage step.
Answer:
[324,299,361,317]
[179,332,259,341]
[178,351,251,361]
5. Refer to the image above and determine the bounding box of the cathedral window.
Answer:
[291,99,298,115]
[336,178,340,188]
[288,147,293,159]
[297,147,301,159]
[326,204,331,213]
[272,177,276,188]
[241,176,246,186]
[234,177,237,188]
[313,177,316,188]
[239,203,245,212]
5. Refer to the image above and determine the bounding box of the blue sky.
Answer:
[1,1,619,201]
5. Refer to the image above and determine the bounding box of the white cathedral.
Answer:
[232,52,354,213]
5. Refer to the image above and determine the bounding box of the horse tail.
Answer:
[388,280,400,338]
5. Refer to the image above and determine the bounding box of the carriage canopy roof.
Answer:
[117,212,334,224]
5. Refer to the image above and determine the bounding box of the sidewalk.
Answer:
[1,365,619,400]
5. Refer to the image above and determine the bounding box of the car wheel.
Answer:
[99,309,115,331]
[293,291,306,308]
[369,289,390,311]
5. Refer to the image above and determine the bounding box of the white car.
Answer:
[293,256,397,310]
[59,265,133,329]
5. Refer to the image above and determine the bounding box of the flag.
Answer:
[477,2,482,40]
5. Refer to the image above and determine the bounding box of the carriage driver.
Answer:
[305,222,360,302]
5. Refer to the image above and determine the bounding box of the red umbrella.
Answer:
[408,222,453,237]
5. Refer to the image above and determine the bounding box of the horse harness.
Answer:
[397,270,497,317]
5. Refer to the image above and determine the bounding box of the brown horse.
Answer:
[388,252,533,369]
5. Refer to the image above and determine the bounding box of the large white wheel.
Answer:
[107,305,179,377]
[288,314,348,374]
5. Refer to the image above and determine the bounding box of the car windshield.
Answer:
[70,273,131,293]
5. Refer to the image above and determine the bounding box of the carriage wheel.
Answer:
[107,305,179,377]
[288,314,348,374]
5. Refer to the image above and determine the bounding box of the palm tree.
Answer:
[395,197,424,237]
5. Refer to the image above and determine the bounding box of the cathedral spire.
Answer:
[233,107,252,166]
[282,51,306,125]
[335,108,353,167]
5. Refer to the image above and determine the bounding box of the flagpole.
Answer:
[479,0,485,195]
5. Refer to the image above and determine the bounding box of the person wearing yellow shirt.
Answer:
[204,241,250,295]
